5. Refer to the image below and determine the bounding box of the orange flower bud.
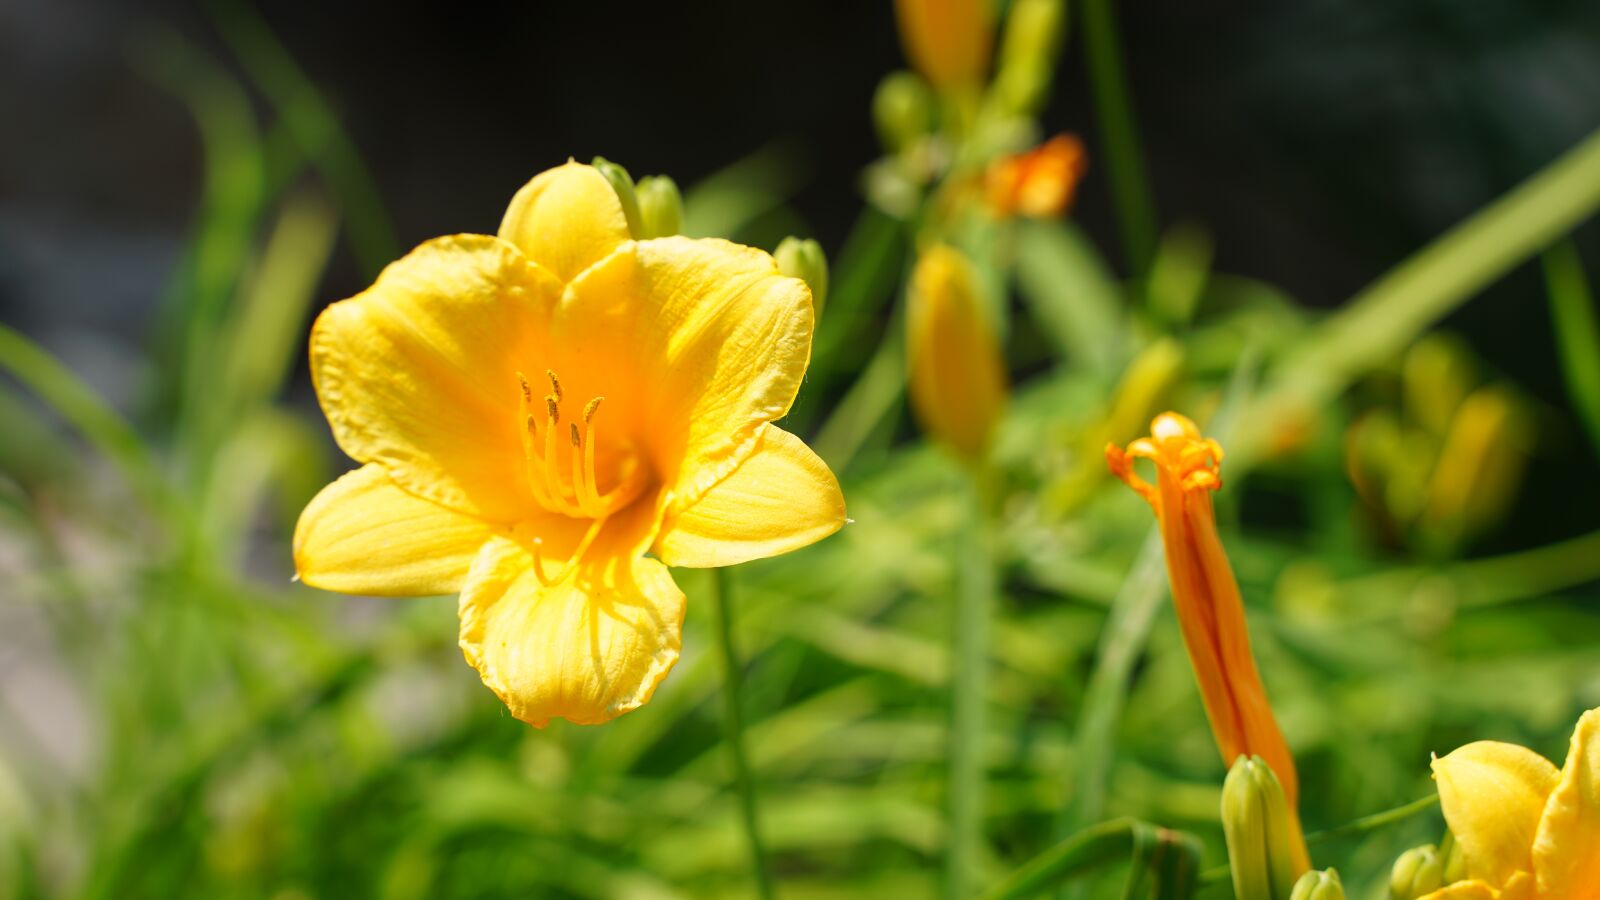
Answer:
[893,0,993,92]
[907,245,1008,463]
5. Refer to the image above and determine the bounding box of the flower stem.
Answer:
[948,475,994,899]
[1081,0,1158,275]
[711,567,775,900]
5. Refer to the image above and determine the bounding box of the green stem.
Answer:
[984,819,1184,900]
[1305,793,1439,846]
[948,475,994,899]
[1059,529,1167,840]
[1081,0,1158,275]
[1238,126,1600,464]
[1543,240,1600,460]
[0,324,177,525]
[711,567,775,900]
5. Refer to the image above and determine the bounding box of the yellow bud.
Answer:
[774,237,829,319]
[590,156,643,238]
[1290,868,1345,900]
[1388,845,1444,900]
[1223,755,1307,900]
[1403,334,1476,437]
[634,175,683,239]
[906,244,1008,463]
[1421,384,1529,549]
[893,0,992,92]
[873,71,936,152]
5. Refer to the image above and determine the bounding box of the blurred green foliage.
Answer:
[2,2,1600,899]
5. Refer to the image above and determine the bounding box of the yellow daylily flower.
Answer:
[1107,413,1310,873]
[1423,707,1600,899]
[294,161,847,727]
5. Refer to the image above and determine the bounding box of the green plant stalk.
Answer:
[711,567,775,900]
[1081,0,1158,276]
[984,819,1181,899]
[948,476,994,900]
[0,324,176,524]
[1238,126,1600,465]
[1542,240,1600,460]
[812,305,908,472]
[1059,529,1167,841]
[208,0,399,278]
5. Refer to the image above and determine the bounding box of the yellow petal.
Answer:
[655,424,846,568]
[1432,741,1560,886]
[310,234,558,521]
[457,509,684,727]
[1534,707,1600,896]
[560,237,814,516]
[294,464,500,596]
[498,162,633,283]
[1418,881,1505,900]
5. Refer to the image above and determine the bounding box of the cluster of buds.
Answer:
[1345,334,1531,555]
[1388,839,1466,899]
[593,157,830,323]
[590,156,683,240]
[870,0,1084,221]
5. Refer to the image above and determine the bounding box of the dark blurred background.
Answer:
[4,0,1600,544]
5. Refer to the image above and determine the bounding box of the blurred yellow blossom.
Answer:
[906,243,1009,463]
[1107,413,1309,869]
[1423,707,1600,899]
[986,134,1088,219]
[294,161,846,727]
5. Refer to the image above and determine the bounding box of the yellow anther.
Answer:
[570,423,581,447]
[517,373,532,403]
[546,396,560,425]
[584,397,603,423]
[547,370,563,402]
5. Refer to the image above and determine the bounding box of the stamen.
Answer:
[547,370,563,403]
[570,423,581,447]
[579,398,604,512]
[515,377,555,508]
[542,402,571,507]
[546,396,560,426]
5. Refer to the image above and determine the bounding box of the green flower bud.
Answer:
[873,71,935,152]
[1388,845,1444,899]
[1290,868,1345,900]
[993,0,1064,116]
[634,175,683,239]
[774,237,829,319]
[1440,832,1467,882]
[1223,755,1304,900]
[590,156,643,238]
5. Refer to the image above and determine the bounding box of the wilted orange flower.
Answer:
[986,134,1088,219]
[1107,413,1308,868]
